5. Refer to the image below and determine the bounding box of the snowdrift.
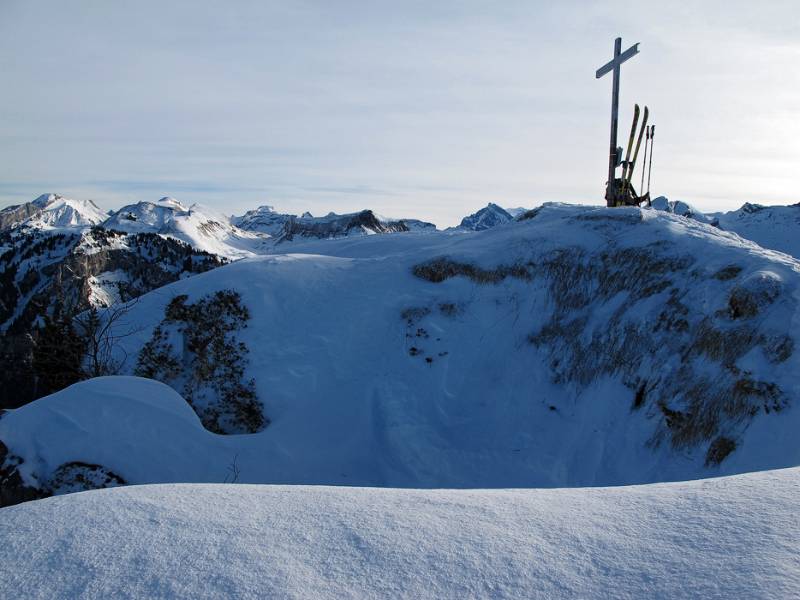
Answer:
[1,468,799,599]
[4,204,800,495]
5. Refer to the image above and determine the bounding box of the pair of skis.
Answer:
[620,104,648,201]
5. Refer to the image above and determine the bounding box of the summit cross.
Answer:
[596,37,640,206]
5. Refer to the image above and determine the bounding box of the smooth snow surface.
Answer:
[2,468,799,599]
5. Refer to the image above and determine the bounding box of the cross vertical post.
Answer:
[608,37,621,199]
[596,37,640,206]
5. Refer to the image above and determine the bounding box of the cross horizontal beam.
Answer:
[596,43,639,79]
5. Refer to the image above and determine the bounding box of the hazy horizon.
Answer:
[1,1,798,227]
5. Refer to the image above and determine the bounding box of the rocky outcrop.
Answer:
[277,210,410,242]
[0,440,46,507]
[0,202,42,233]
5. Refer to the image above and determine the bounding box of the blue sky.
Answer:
[1,1,798,226]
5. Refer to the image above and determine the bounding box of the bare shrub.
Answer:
[713,265,742,281]
[412,257,530,284]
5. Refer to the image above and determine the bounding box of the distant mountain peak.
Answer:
[458,203,514,231]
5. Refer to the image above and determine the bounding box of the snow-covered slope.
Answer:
[2,467,799,599]
[104,197,268,258]
[0,194,107,233]
[456,202,513,230]
[715,202,800,259]
[3,204,800,493]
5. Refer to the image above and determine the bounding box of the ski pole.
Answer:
[640,126,650,196]
[646,125,655,194]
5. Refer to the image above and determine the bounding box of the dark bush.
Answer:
[135,290,267,434]
[705,436,736,466]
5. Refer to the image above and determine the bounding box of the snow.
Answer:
[7,193,108,231]
[103,198,269,259]
[455,202,513,230]
[504,206,529,218]
[87,269,130,306]
[651,196,713,224]
[233,205,294,236]
[4,204,800,491]
[1,467,799,599]
[715,202,800,259]
[4,200,800,596]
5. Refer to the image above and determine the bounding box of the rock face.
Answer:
[277,209,412,242]
[0,440,45,507]
[457,203,514,231]
[0,202,42,232]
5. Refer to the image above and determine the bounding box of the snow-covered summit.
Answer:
[104,198,267,259]
[232,205,295,236]
[456,202,514,231]
[0,193,107,233]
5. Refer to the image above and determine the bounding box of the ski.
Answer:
[620,104,640,185]
[625,105,649,193]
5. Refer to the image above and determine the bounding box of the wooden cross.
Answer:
[596,37,639,205]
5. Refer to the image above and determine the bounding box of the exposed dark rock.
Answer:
[278,210,409,242]
[0,440,47,507]
[47,462,126,495]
